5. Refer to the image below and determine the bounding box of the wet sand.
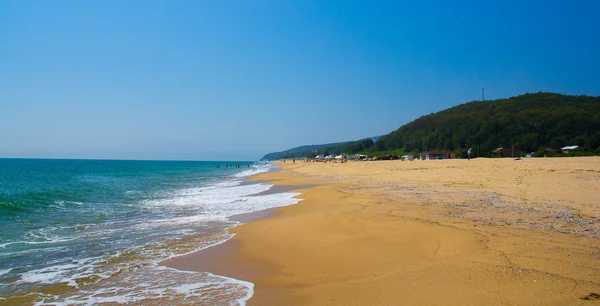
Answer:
[164,157,600,305]
[249,184,315,197]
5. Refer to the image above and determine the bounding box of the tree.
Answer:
[372,93,600,155]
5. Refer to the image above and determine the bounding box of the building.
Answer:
[542,147,559,154]
[492,147,522,158]
[402,154,414,161]
[418,150,455,160]
[375,155,399,160]
[561,145,579,153]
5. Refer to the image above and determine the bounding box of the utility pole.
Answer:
[482,88,485,101]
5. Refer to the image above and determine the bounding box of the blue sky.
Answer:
[1,1,599,161]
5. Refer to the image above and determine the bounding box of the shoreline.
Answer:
[165,158,600,305]
[160,170,312,302]
[0,161,280,305]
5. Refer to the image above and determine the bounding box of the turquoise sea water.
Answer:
[0,159,300,305]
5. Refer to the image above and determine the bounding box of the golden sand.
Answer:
[164,157,600,305]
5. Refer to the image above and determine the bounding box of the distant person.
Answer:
[293,159,295,163]
[468,148,472,161]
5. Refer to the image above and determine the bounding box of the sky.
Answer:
[1,0,599,161]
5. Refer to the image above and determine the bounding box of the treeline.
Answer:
[261,141,351,160]
[344,92,600,157]
[343,138,374,153]
[262,92,600,160]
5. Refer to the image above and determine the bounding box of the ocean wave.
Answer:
[139,182,301,225]
[0,268,13,277]
[20,263,82,285]
[33,266,253,306]
[0,246,69,258]
[1,237,75,249]
[19,255,114,287]
[145,183,272,206]
[232,163,273,178]
[1,160,297,306]
[0,201,28,212]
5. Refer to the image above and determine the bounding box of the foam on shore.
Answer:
[2,162,303,305]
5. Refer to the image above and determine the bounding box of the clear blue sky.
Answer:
[1,1,599,161]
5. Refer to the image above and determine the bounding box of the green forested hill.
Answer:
[261,93,600,160]
[372,92,600,156]
[260,141,351,161]
[261,137,380,161]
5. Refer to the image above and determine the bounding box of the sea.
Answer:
[0,159,300,305]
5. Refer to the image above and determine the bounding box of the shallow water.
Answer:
[0,159,299,305]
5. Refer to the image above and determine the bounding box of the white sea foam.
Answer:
[0,246,69,259]
[139,182,301,227]
[12,163,300,306]
[0,268,13,277]
[16,182,289,303]
[1,237,75,248]
[34,266,254,306]
[50,200,82,209]
[146,183,270,206]
[232,163,273,178]
[18,255,124,291]
[20,263,81,285]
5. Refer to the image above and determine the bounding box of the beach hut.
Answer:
[402,154,414,161]
[374,155,399,161]
[418,150,455,160]
[541,147,559,154]
[355,154,368,161]
[492,147,522,158]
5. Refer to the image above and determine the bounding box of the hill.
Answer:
[261,93,600,160]
[261,136,382,161]
[372,92,600,156]
[261,141,352,161]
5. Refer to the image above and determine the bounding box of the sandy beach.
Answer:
[163,157,600,305]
